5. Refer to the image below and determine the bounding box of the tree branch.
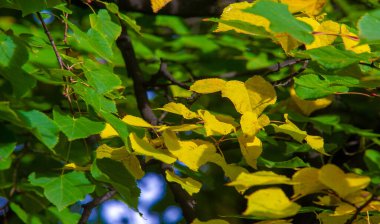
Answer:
[36,12,66,70]
[345,194,376,224]
[78,189,117,224]
[116,25,196,223]
[145,61,190,90]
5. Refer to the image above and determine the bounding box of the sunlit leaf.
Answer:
[151,0,172,13]
[165,170,201,195]
[243,188,301,219]
[292,167,326,198]
[318,164,371,198]
[190,78,226,94]
[198,110,235,136]
[341,24,371,54]
[158,102,199,119]
[281,0,327,16]
[238,135,263,169]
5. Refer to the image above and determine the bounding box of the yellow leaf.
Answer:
[100,123,118,139]
[228,171,293,192]
[341,24,371,54]
[165,170,201,195]
[151,0,172,13]
[190,78,226,94]
[238,135,262,169]
[318,164,371,198]
[222,80,252,114]
[122,115,157,128]
[281,0,327,16]
[290,87,332,115]
[305,135,329,155]
[96,144,145,179]
[158,124,201,132]
[191,219,229,224]
[317,213,351,224]
[273,114,307,142]
[241,112,270,138]
[243,188,301,219]
[63,163,90,171]
[297,18,340,49]
[129,132,176,164]
[275,33,302,53]
[292,167,326,198]
[158,102,199,119]
[245,76,277,115]
[215,2,270,34]
[198,110,235,136]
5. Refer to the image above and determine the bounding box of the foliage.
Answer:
[1,0,380,223]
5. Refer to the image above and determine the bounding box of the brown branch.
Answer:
[272,59,309,87]
[78,189,117,224]
[345,194,376,224]
[116,25,196,223]
[116,25,158,125]
[36,12,66,69]
[146,61,190,90]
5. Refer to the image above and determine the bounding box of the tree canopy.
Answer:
[1,0,380,223]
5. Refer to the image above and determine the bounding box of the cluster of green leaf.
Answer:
[1,0,380,223]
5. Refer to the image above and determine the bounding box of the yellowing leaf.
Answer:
[273,114,307,142]
[122,115,156,128]
[129,133,176,164]
[222,80,251,114]
[290,87,332,115]
[158,102,199,119]
[96,144,145,179]
[228,171,293,192]
[165,170,201,195]
[63,163,90,171]
[317,213,351,224]
[245,76,277,115]
[238,135,263,169]
[341,24,371,54]
[305,135,329,155]
[275,33,302,52]
[244,188,301,219]
[215,2,270,34]
[297,18,340,49]
[158,124,201,132]
[191,219,229,224]
[100,123,118,139]
[190,78,226,94]
[281,0,327,16]
[241,112,270,138]
[198,110,235,136]
[318,164,371,198]
[292,167,326,198]
[151,0,172,13]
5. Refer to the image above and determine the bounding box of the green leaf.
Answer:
[358,9,380,43]
[48,207,80,224]
[364,149,380,172]
[104,3,141,34]
[257,157,310,169]
[0,101,21,124]
[244,1,313,44]
[0,0,62,16]
[93,158,140,208]
[0,32,36,97]
[294,74,349,99]
[101,112,130,147]
[83,60,122,94]
[17,110,59,149]
[10,203,43,224]
[304,46,371,69]
[73,83,117,114]
[0,142,15,170]
[29,171,95,211]
[53,107,105,141]
[89,9,121,43]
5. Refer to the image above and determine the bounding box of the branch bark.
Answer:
[78,190,117,224]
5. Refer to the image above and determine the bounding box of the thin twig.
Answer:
[145,61,190,90]
[345,194,376,224]
[36,12,66,69]
[78,189,117,224]
[272,60,309,87]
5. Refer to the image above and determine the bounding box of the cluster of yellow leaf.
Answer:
[215,1,370,53]
[226,164,372,222]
